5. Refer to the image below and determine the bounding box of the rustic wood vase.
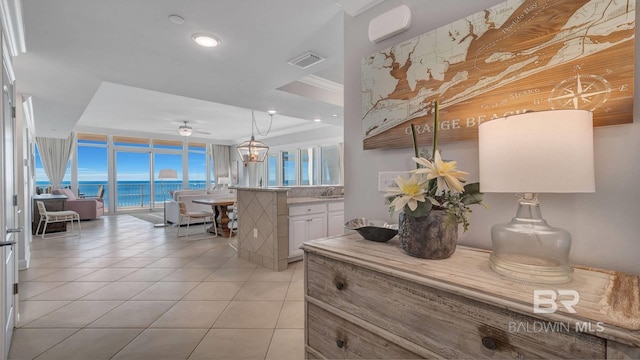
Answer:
[398,209,458,259]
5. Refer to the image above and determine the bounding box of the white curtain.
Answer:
[35,133,76,188]
[211,144,230,187]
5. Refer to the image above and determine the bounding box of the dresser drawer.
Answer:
[306,253,606,359]
[307,302,422,359]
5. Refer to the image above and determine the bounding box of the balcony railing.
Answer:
[41,181,208,211]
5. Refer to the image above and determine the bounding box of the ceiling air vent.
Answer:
[288,52,325,69]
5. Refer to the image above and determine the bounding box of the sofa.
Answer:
[165,189,236,225]
[52,188,105,220]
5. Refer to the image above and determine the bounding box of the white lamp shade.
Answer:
[158,169,178,179]
[478,109,595,193]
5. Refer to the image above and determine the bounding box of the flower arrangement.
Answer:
[384,102,484,232]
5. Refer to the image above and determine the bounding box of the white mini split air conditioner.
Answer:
[368,5,412,43]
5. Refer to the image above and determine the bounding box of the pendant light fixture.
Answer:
[237,110,275,163]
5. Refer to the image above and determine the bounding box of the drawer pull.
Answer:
[336,339,345,348]
[335,281,345,290]
[482,336,497,350]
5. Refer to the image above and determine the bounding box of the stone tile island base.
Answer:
[236,187,289,271]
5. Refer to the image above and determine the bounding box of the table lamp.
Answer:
[218,177,230,191]
[478,110,595,284]
[155,168,178,228]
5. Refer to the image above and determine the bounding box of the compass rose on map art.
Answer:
[549,73,611,111]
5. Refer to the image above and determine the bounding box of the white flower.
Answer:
[384,174,429,212]
[413,150,468,193]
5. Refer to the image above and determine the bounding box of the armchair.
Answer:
[52,188,104,220]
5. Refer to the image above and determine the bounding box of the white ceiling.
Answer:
[13,0,346,142]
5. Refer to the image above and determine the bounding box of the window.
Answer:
[113,136,149,148]
[153,139,183,151]
[35,132,220,212]
[77,134,108,209]
[154,153,183,199]
[115,151,151,209]
[321,145,340,185]
[34,145,71,190]
[188,142,207,190]
[267,153,278,187]
[266,143,341,186]
[282,151,297,186]
[300,147,316,185]
[77,133,107,145]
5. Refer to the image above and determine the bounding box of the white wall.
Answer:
[344,0,640,275]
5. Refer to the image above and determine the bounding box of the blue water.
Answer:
[36,180,207,209]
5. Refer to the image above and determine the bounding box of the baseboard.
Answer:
[18,254,30,270]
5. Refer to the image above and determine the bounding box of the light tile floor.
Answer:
[10,214,304,360]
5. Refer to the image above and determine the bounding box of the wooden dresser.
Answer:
[302,234,640,359]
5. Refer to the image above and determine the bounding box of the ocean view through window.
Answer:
[35,134,213,211]
[34,180,206,209]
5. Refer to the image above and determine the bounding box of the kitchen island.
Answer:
[235,187,343,271]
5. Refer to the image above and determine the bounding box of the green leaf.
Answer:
[461,182,483,205]
[404,201,432,217]
[463,182,480,194]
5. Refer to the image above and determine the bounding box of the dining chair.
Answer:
[35,200,81,239]
[227,201,238,250]
[227,202,238,235]
[177,201,216,240]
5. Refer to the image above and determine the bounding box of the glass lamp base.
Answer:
[490,253,572,284]
[490,194,573,284]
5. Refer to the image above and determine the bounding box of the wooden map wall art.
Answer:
[361,0,636,150]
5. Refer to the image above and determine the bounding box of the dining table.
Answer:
[192,197,236,237]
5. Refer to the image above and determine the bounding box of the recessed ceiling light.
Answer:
[332,114,339,117]
[168,15,185,25]
[313,118,322,123]
[192,33,220,47]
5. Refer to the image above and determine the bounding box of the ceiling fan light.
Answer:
[178,127,193,136]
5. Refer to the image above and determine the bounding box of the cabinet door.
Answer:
[327,211,344,237]
[289,216,309,256]
[307,214,327,241]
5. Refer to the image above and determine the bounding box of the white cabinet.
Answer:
[289,204,327,258]
[327,202,345,237]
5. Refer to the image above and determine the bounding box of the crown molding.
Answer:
[335,0,384,17]
[0,0,26,56]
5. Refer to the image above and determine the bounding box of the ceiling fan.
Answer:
[173,120,211,137]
